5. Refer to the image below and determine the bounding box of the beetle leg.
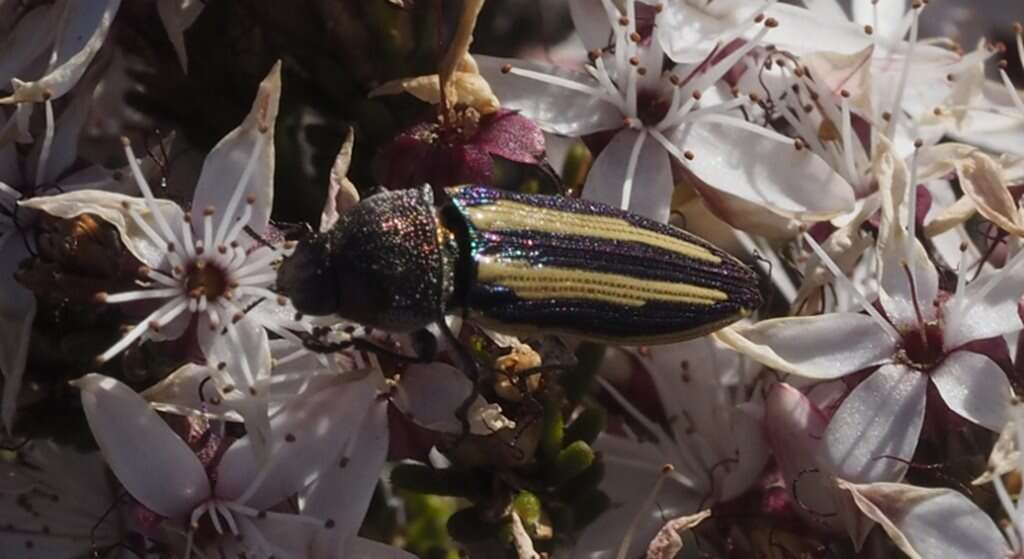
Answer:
[299,332,356,354]
[437,318,485,442]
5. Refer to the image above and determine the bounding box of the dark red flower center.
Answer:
[637,88,671,127]
[897,321,945,371]
[186,260,228,300]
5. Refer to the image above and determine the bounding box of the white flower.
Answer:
[832,400,1024,558]
[0,440,127,556]
[837,479,1011,559]
[391,361,517,436]
[74,371,397,558]
[656,0,778,63]
[480,1,853,229]
[0,87,136,431]
[720,216,1022,484]
[0,0,120,107]
[757,1,984,165]
[763,382,875,548]
[573,337,768,558]
[23,62,303,366]
[947,23,1024,156]
[157,0,207,72]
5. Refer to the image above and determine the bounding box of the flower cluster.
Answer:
[3,1,1024,558]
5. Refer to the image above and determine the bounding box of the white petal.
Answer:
[476,55,624,136]
[820,365,927,483]
[320,128,358,232]
[799,0,847,21]
[0,0,121,103]
[215,372,378,509]
[931,351,1012,432]
[73,374,210,519]
[157,0,205,72]
[851,0,907,41]
[718,403,770,501]
[877,233,939,330]
[975,403,1022,485]
[583,129,673,222]
[35,84,92,184]
[673,117,855,220]
[685,180,803,238]
[344,536,419,559]
[0,5,59,89]
[20,190,184,268]
[393,362,498,435]
[658,0,768,63]
[716,314,897,379]
[575,437,696,559]
[222,514,323,559]
[626,133,674,223]
[201,315,271,389]
[0,441,125,553]
[765,3,874,56]
[840,480,1009,559]
[646,509,712,559]
[142,362,244,422]
[945,258,1024,349]
[568,0,612,53]
[191,62,280,241]
[305,401,389,554]
[0,239,35,432]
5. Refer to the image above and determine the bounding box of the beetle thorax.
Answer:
[328,186,454,332]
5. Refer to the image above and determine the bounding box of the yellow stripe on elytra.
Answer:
[465,200,720,264]
[477,260,728,307]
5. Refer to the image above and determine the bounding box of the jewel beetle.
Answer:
[277,185,762,344]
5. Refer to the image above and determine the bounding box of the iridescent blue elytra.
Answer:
[277,185,762,344]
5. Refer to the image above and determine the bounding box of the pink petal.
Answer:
[820,365,927,483]
[717,314,897,379]
[840,480,1009,559]
[764,384,841,526]
[931,351,1012,432]
[73,374,210,519]
[215,372,378,509]
[190,62,280,241]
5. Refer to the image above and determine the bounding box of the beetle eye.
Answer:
[277,235,340,316]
